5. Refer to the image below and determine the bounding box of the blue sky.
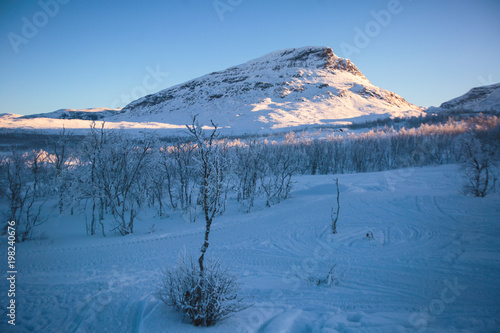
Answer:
[1,0,499,115]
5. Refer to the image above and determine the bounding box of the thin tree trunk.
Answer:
[332,178,340,234]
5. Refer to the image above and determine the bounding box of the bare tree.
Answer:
[79,122,107,236]
[1,149,48,241]
[171,141,197,213]
[260,144,296,207]
[145,140,169,217]
[161,148,179,210]
[76,123,152,236]
[457,134,497,197]
[48,127,72,214]
[331,178,340,234]
[158,117,245,326]
[185,116,225,275]
[234,140,262,213]
[1,152,27,237]
[99,132,152,235]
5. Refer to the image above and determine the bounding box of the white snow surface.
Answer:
[1,165,499,332]
[0,113,185,133]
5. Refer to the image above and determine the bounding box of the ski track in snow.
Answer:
[1,165,499,332]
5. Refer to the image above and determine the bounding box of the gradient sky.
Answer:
[1,0,499,115]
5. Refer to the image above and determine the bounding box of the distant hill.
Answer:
[429,83,500,114]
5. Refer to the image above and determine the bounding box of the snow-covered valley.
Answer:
[1,45,499,333]
[2,164,499,332]
[2,0,500,332]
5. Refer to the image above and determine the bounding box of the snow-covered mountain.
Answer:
[21,108,122,120]
[434,83,500,113]
[1,47,425,134]
[112,46,423,133]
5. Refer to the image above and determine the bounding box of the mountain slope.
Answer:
[112,46,423,133]
[437,83,500,113]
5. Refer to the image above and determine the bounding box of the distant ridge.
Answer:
[436,83,500,113]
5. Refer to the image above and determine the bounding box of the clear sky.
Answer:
[1,0,499,115]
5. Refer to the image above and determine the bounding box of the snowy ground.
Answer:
[1,165,499,332]
[0,114,356,138]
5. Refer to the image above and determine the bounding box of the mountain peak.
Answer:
[241,46,365,78]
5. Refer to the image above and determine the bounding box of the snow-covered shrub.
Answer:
[157,257,246,327]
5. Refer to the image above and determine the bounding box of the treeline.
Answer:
[1,115,499,240]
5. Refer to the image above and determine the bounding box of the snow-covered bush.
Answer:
[157,257,246,326]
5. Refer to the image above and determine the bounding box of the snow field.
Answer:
[1,164,499,332]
